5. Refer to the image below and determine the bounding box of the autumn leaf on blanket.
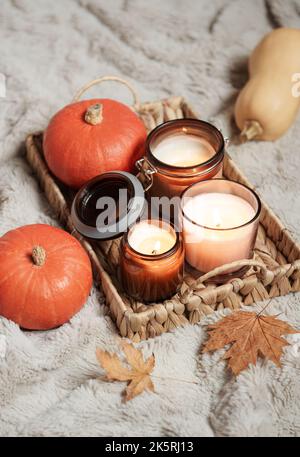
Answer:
[96,342,155,401]
[202,310,298,375]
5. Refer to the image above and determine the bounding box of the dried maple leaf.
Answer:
[203,310,298,375]
[96,341,155,401]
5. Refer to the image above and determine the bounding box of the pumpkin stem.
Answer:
[85,103,103,125]
[240,120,263,142]
[32,246,46,266]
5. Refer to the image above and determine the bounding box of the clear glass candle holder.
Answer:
[181,179,261,282]
[119,220,184,302]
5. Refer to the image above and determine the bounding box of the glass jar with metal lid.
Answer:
[136,119,226,199]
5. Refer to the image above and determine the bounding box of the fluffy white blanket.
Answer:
[0,0,300,437]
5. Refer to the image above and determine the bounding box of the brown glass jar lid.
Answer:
[71,171,145,240]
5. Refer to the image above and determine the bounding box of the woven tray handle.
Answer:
[196,259,271,285]
[72,75,141,111]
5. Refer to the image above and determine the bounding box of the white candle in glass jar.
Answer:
[128,220,176,255]
[152,133,215,167]
[182,192,256,272]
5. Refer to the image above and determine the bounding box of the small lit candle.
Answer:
[128,221,176,255]
[120,220,184,302]
[181,180,261,275]
[152,133,215,167]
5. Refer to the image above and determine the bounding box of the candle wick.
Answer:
[152,249,157,255]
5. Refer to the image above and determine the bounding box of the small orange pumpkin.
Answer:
[0,224,93,330]
[43,98,147,188]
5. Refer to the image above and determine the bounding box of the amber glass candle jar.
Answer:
[120,220,184,302]
[136,119,226,200]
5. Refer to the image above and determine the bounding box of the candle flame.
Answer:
[212,209,222,228]
[152,240,161,255]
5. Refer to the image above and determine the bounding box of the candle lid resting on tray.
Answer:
[71,171,146,240]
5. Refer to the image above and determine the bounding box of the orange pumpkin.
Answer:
[43,98,147,188]
[0,224,93,330]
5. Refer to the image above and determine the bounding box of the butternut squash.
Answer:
[234,28,300,141]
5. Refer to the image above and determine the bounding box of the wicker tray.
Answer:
[25,77,300,341]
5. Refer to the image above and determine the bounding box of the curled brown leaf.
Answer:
[96,343,155,401]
